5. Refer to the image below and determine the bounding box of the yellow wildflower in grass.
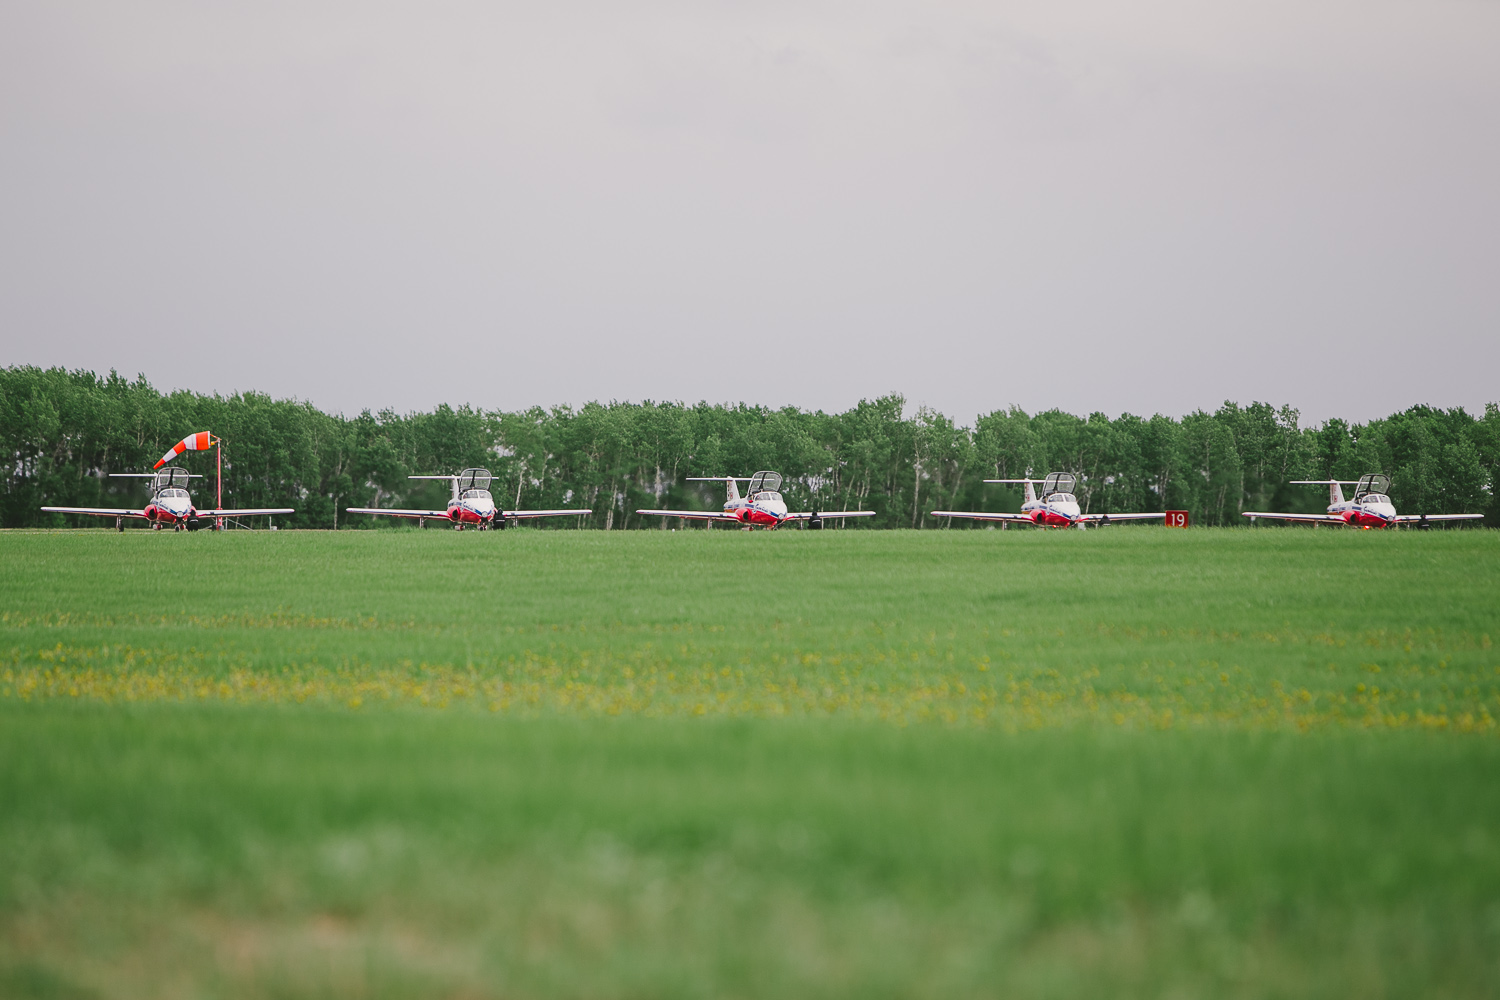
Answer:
[4,627,1496,732]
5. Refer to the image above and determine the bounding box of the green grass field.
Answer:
[3,528,1498,998]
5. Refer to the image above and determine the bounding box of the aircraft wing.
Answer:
[928,510,1034,523]
[783,511,877,521]
[1394,513,1485,523]
[345,507,449,520]
[1241,512,1345,524]
[505,509,592,520]
[198,508,296,518]
[41,506,146,518]
[635,509,741,521]
[1077,512,1166,523]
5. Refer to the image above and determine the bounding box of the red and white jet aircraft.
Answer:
[347,468,590,530]
[42,467,295,531]
[637,471,876,530]
[1243,474,1484,529]
[930,472,1166,530]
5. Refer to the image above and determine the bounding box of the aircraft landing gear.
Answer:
[116,516,124,533]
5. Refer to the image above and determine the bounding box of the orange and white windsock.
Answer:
[154,431,215,469]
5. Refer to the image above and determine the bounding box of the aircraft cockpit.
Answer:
[1361,493,1391,505]
[1353,473,1392,502]
[747,471,783,496]
[157,488,191,500]
[152,468,193,493]
[460,488,492,501]
[1041,472,1078,499]
[456,468,493,493]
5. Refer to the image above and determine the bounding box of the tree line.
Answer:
[3,366,1494,529]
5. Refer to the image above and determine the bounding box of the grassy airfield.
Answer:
[2,528,1498,997]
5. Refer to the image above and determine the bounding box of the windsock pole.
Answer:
[216,437,223,530]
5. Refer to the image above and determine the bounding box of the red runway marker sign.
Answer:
[1165,510,1189,528]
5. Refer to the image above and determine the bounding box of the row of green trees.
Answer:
[3,366,1494,529]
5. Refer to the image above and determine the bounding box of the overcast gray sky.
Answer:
[2,1,1496,425]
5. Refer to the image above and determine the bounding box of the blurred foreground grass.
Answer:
[3,707,1499,998]
[2,528,1498,997]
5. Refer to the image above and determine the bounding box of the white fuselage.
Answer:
[724,490,790,527]
[1327,496,1398,527]
[143,487,197,525]
[158,494,194,518]
[1021,493,1087,528]
[448,490,498,525]
[1024,498,1081,516]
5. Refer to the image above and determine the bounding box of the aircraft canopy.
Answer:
[748,471,782,494]
[457,468,493,492]
[1354,473,1391,501]
[153,468,191,492]
[1041,472,1077,497]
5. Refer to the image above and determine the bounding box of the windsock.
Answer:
[154,431,215,469]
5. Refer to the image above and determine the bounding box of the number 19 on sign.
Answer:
[1165,510,1189,528]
